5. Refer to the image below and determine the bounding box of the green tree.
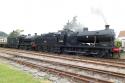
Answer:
[115,39,122,48]
[8,29,24,37]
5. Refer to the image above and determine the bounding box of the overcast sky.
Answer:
[0,0,125,37]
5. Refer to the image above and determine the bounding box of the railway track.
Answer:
[1,48,125,70]
[1,48,125,64]
[0,55,113,83]
[0,49,125,82]
[13,55,125,78]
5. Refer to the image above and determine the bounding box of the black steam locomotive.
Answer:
[6,17,118,58]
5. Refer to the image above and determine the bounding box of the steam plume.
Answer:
[91,7,108,25]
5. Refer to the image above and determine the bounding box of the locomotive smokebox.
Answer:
[105,25,110,30]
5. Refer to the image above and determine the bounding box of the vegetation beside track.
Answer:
[120,52,125,58]
[0,61,51,83]
[112,51,125,59]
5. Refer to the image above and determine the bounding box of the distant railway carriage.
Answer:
[0,31,7,47]
[0,37,7,47]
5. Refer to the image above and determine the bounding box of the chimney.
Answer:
[83,27,88,31]
[35,33,37,36]
[105,25,110,30]
[28,34,31,36]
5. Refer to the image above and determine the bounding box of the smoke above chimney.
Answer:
[91,7,108,25]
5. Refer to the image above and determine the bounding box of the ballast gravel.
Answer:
[0,58,73,83]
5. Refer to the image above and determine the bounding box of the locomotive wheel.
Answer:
[97,54,105,58]
[97,51,107,58]
[37,46,41,51]
[103,52,112,58]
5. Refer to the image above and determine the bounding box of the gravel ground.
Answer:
[13,57,125,83]
[3,52,125,74]
[0,53,124,83]
[0,58,76,83]
[0,51,125,83]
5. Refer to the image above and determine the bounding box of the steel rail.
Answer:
[1,51,125,79]
[1,48,125,64]
[1,49,125,69]
[0,55,113,83]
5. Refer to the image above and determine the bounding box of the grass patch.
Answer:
[0,62,51,83]
[120,52,125,56]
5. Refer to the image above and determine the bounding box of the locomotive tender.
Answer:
[6,17,117,58]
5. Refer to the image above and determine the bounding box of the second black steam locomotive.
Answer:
[7,17,118,58]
